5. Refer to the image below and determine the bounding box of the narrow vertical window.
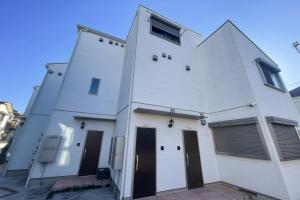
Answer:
[89,78,100,95]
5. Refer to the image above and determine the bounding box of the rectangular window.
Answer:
[266,117,300,161]
[256,58,286,92]
[209,117,269,160]
[89,78,100,95]
[150,16,181,45]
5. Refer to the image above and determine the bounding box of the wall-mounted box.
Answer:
[38,135,61,163]
[109,136,125,170]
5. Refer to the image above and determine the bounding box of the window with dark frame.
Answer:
[150,16,181,45]
[256,59,286,91]
[266,117,300,161]
[89,78,100,95]
[209,118,269,160]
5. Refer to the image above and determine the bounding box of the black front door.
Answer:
[183,131,204,189]
[79,131,103,176]
[133,127,156,199]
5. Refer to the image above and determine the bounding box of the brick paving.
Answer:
[138,183,249,200]
[51,175,110,192]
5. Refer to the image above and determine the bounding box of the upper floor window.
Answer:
[256,58,286,92]
[150,16,181,45]
[89,78,100,95]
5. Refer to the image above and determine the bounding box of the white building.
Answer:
[290,86,300,114]
[6,5,300,200]
[0,102,14,137]
[5,63,68,176]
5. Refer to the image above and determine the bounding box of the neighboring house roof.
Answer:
[0,102,13,114]
[290,86,300,98]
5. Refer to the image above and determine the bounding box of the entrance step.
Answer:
[51,175,110,193]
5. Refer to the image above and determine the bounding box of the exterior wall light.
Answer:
[168,118,174,128]
[152,55,158,61]
[81,121,85,129]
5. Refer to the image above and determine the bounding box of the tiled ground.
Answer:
[0,165,249,200]
[138,183,249,200]
[50,187,115,200]
[0,175,50,200]
[51,175,110,192]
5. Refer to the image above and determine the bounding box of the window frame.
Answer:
[150,15,181,45]
[209,117,270,160]
[266,116,300,161]
[88,78,101,95]
[256,58,286,92]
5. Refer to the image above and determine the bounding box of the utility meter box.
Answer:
[109,136,125,170]
[38,135,61,163]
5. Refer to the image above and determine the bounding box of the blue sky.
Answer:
[1,0,300,112]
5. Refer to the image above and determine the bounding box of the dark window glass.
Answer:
[89,78,100,95]
[151,17,180,44]
[258,61,285,91]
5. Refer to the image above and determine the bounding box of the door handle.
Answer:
[186,154,189,167]
[135,155,139,171]
[83,148,87,159]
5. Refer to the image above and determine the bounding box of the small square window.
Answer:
[256,58,286,92]
[89,78,100,95]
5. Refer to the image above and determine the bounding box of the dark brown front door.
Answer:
[133,127,156,199]
[183,131,203,189]
[79,131,103,176]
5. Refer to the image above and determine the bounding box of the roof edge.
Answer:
[45,62,68,69]
[77,24,126,44]
[197,20,279,67]
[138,4,202,37]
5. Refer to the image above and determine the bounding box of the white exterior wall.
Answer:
[23,86,40,118]
[29,110,114,178]
[196,22,289,200]
[55,31,124,115]
[11,5,300,200]
[6,63,67,172]
[230,23,300,200]
[132,7,204,111]
[28,29,125,182]
[293,97,300,114]
[113,12,140,191]
[121,7,220,198]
